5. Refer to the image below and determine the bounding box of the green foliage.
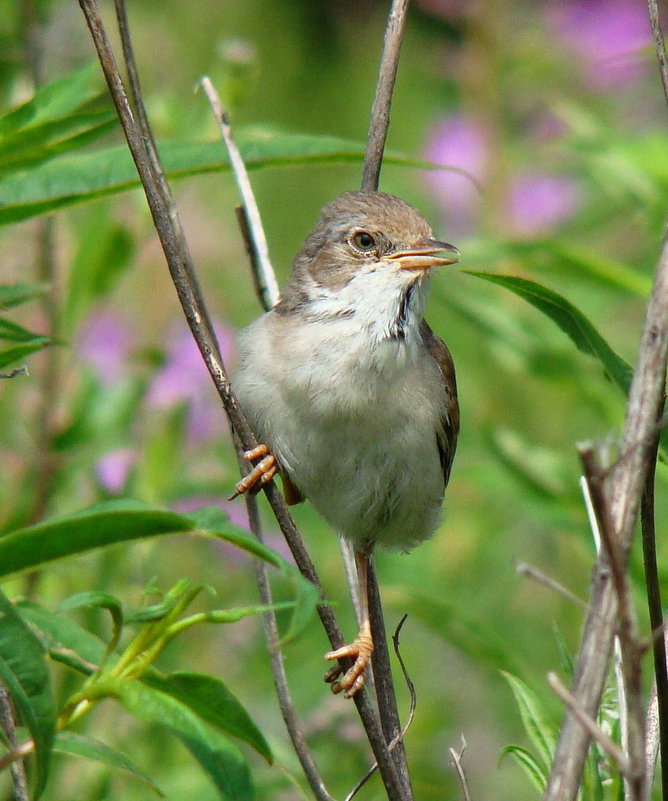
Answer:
[0,590,55,799]
[1,1,666,799]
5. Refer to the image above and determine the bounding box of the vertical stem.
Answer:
[368,557,413,799]
[641,400,668,801]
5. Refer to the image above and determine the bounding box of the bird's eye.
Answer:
[351,231,376,252]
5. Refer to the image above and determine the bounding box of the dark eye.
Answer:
[351,231,376,252]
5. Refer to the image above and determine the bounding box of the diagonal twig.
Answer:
[78,3,408,798]
[543,0,668,789]
[198,76,279,311]
[361,0,411,192]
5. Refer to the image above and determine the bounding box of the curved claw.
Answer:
[324,625,374,699]
[229,445,277,500]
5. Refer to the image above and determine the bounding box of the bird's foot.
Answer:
[324,622,374,698]
[229,444,277,500]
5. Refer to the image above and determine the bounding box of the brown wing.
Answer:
[420,320,459,486]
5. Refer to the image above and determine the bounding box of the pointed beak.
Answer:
[382,238,460,272]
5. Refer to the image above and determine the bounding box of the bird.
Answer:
[232,190,459,697]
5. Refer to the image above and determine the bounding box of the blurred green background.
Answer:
[1,0,667,798]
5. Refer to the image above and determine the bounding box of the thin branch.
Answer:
[578,445,646,800]
[368,557,412,799]
[547,672,630,774]
[344,616,417,801]
[646,684,661,801]
[648,0,668,106]
[640,397,668,801]
[199,76,279,310]
[77,4,407,798]
[0,685,29,801]
[514,561,588,611]
[544,214,668,798]
[112,0,220,359]
[359,4,415,796]
[449,736,472,801]
[361,0,410,192]
[246,488,335,801]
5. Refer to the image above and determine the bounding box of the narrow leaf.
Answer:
[188,506,319,640]
[0,590,56,798]
[58,591,124,657]
[0,339,51,369]
[501,672,555,772]
[109,679,253,801]
[499,744,547,791]
[0,500,194,580]
[54,731,163,796]
[0,317,48,343]
[17,599,105,676]
[0,63,104,137]
[0,283,49,309]
[0,133,427,226]
[466,271,633,394]
[143,672,271,762]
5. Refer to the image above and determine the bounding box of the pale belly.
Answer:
[234,314,447,550]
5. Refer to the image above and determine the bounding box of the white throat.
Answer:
[304,268,431,349]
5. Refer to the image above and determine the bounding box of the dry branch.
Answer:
[78,1,414,798]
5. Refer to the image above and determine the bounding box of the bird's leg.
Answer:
[229,443,277,500]
[324,548,374,698]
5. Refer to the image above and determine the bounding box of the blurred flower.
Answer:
[77,309,134,385]
[424,114,488,237]
[508,172,582,237]
[96,447,135,494]
[546,0,651,89]
[146,321,235,443]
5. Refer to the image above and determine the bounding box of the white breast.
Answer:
[233,284,447,551]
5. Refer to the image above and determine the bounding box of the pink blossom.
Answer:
[424,115,488,237]
[96,447,135,494]
[77,309,133,385]
[508,173,582,236]
[146,321,235,443]
[547,0,651,89]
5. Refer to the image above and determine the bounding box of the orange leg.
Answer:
[229,444,277,500]
[324,550,374,698]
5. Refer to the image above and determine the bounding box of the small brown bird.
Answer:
[233,191,459,697]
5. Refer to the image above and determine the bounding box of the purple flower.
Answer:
[508,173,582,236]
[146,321,235,443]
[77,309,133,385]
[547,0,651,89]
[96,447,135,494]
[424,115,488,237]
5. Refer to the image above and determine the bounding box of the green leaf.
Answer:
[466,271,633,395]
[499,744,547,791]
[108,679,253,801]
[17,599,106,675]
[0,110,117,176]
[188,506,319,641]
[501,671,555,772]
[0,317,47,343]
[2,501,317,641]
[58,591,124,658]
[143,672,271,763]
[0,283,49,309]
[54,731,164,796]
[0,338,51,369]
[0,132,426,226]
[0,590,56,798]
[64,214,135,329]
[0,500,194,580]
[529,239,651,298]
[0,63,104,138]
